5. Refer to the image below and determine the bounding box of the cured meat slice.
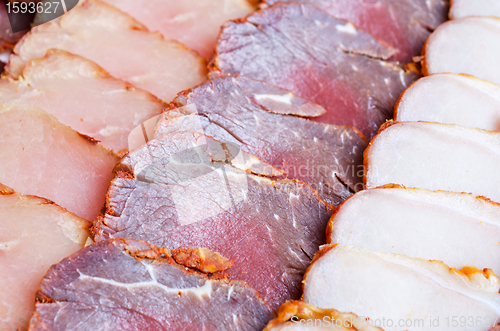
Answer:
[263,300,381,331]
[364,122,500,203]
[395,73,500,131]
[0,184,89,331]
[99,0,255,59]
[450,0,500,19]
[211,3,417,139]
[155,76,367,205]
[424,17,500,86]
[6,0,207,102]
[264,0,448,63]
[328,186,500,276]
[94,130,332,308]
[0,104,119,220]
[0,49,165,154]
[303,245,500,331]
[29,238,275,331]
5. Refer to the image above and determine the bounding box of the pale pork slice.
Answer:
[364,122,500,203]
[0,184,90,331]
[94,130,332,309]
[264,0,449,63]
[328,186,500,276]
[29,239,275,331]
[395,73,500,131]
[450,0,500,19]
[0,49,165,153]
[0,105,119,220]
[156,76,367,205]
[6,0,207,102]
[303,245,500,331]
[100,0,255,59]
[263,300,382,331]
[211,3,417,139]
[424,17,500,86]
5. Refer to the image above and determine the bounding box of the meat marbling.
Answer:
[0,184,90,331]
[395,73,500,131]
[211,3,418,139]
[328,185,500,276]
[6,0,207,102]
[0,49,165,154]
[0,104,119,220]
[364,122,500,204]
[303,245,500,331]
[29,238,275,331]
[99,0,256,59]
[155,76,367,205]
[94,130,332,309]
[264,0,449,63]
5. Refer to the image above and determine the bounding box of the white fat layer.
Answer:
[336,22,357,35]
[254,92,294,105]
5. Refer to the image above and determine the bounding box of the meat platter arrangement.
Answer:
[1,0,500,330]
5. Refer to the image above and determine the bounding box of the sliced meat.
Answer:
[395,73,500,131]
[29,238,275,331]
[0,49,165,154]
[0,104,119,220]
[263,300,382,331]
[303,245,500,331]
[6,0,207,102]
[99,0,255,59]
[155,76,367,205]
[328,186,500,275]
[211,3,417,139]
[0,184,89,331]
[424,17,500,86]
[364,122,500,203]
[94,130,332,309]
[450,0,500,19]
[264,0,448,63]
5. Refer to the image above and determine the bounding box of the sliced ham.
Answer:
[0,49,165,154]
[211,3,417,139]
[0,104,119,220]
[94,130,332,309]
[303,245,500,331]
[0,184,89,331]
[450,0,500,19]
[364,122,500,203]
[395,73,500,131]
[99,0,255,59]
[423,17,500,86]
[6,0,207,102]
[263,300,382,331]
[264,0,448,63]
[328,186,500,275]
[155,76,367,205]
[29,238,275,331]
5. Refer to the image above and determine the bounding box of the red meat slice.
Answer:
[211,3,418,139]
[94,131,332,309]
[29,239,275,331]
[156,76,366,205]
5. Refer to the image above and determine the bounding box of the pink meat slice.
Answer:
[265,0,448,63]
[155,76,367,205]
[6,0,207,102]
[211,3,417,139]
[0,104,119,220]
[94,130,332,309]
[30,238,275,331]
[100,0,256,59]
[0,49,165,154]
[0,184,90,331]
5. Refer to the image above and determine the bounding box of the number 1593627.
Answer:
[6,1,60,14]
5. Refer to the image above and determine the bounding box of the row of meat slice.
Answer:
[0,184,90,330]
